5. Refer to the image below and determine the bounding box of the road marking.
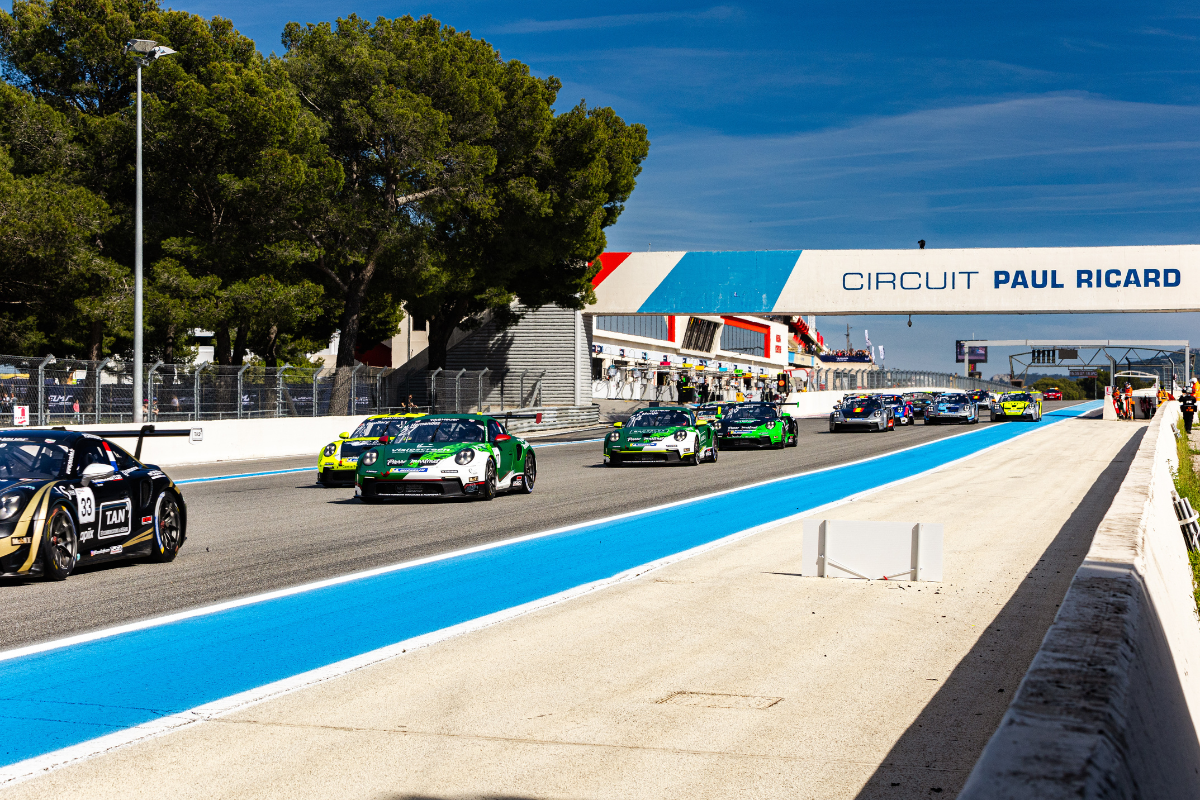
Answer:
[0,401,1100,785]
[175,439,607,485]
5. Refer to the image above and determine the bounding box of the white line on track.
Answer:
[175,438,607,486]
[0,402,1100,788]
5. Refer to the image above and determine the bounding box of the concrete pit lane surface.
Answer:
[0,401,1087,649]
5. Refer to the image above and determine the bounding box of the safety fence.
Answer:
[0,354,403,424]
[394,368,550,414]
[591,365,1013,403]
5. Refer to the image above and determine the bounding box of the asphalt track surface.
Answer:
[0,401,1085,650]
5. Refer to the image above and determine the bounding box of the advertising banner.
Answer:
[956,341,988,363]
[588,246,1200,315]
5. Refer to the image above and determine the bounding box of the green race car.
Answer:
[717,402,797,449]
[317,412,425,486]
[990,391,1043,422]
[605,406,717,466]
[355,413,535,501]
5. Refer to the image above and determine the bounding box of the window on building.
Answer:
[411,317,427,331]
[594,315,670,340]
[591,358,604,380]
[681,318,719,352]
[720,323,766,357]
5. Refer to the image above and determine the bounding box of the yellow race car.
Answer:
[990,391,1043,422]
[317,413,424,486]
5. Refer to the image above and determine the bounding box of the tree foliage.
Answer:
[0,2,649,373]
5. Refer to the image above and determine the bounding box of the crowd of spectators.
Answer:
[824,349,873,360]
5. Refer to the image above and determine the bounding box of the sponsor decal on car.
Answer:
[141,516,153,525]
[10,536,32,545]
[90,545,123,556]
[75,486,96,524]
[98,499,132,539]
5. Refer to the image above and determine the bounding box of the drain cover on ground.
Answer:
[656,691,782,710]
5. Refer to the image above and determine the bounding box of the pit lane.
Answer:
[0,401,1086,649]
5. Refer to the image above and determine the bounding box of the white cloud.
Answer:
[492,6,740,35]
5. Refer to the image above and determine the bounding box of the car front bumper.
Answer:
[358,476,486,498]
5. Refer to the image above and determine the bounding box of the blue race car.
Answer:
[923,393,979,425]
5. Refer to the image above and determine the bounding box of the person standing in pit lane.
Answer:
[1182,391,1197,433]
[1123,382,1134,420]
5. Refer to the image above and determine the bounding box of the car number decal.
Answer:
[98,499,132,539]
[76,486,96,524]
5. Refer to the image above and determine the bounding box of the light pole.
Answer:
[123,39,177,423]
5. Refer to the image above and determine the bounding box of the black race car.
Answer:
[903,392,936,418]
[0,428,187,580]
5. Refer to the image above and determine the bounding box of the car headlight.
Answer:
[608,431,619,441]
[0,494,21,521]
[673,430,688,441]
[362,450,377,466]
[455,448,476,465]
[323,443,338,458]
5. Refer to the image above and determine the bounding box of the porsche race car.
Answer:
[717,403,796,448]
[605,406,716,466]
[355,414,534,501]
[991,391,1043,421]
[830,396,895,432]
[318,412,425,486]
[924,393,979,425]
[877,394,915,426]
[904,392,935,418]
[0,428,187,580]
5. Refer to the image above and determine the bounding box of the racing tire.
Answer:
[519,451,536,493]
[41,502,78,581]
[606,454,622,468]
[479,459,497,500]
[708,443,719,463]
[787,424,798,447]
[829,419,838,433]
[148,491,184,563]
[924,417,937,426]
[685,448,701,466]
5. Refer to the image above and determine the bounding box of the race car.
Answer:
[877,394,915,426]
[924,393,979,425]
[318,412,425,486]
[830,396,895,432]
[605,406,716,466]
[968,389,991,404]
[694,403,730,426]
[717,402,796,448]
[0,429,187,580]
[904,392,936,418]
[1042,387,1063,401]
[991,391,1043,421]
[355,414,534,501]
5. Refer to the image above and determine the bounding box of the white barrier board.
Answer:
[801,520,943,581]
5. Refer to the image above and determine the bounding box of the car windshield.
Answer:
[695,405,723,416]
[905,393,932,401]
[628,409,693,428]
[848,399,881,409]
[728,405,776,421]
[391,419,487,443]
[1001,393,1032,402]
[940,394,970,404]
[878,395,903,404]
[350,418,410,439]
[0,438,70,480]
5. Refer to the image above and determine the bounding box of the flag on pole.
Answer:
[879,345,886,361]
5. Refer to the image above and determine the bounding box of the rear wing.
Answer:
[56,424,196,460]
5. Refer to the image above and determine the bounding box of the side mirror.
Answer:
[81,462,115,486]
[613,422,623,428]
[494,434,512,443]
[339,432,350,439]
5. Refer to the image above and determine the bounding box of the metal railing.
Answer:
[0,354,405,424]
[395,368,547,414]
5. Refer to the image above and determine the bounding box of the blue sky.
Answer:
[28,0,1200,373]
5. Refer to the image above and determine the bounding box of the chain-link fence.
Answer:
[390,368,550,414]
[591,364,1016,403]
[0,354,410,424]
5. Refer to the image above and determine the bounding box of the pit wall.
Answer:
[53,404,601,467]
[63,416,365,467]
[960,401,1200,799]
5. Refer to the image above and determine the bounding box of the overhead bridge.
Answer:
[587,246,1200,315]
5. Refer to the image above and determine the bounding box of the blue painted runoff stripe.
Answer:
[0,401,1099,767]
